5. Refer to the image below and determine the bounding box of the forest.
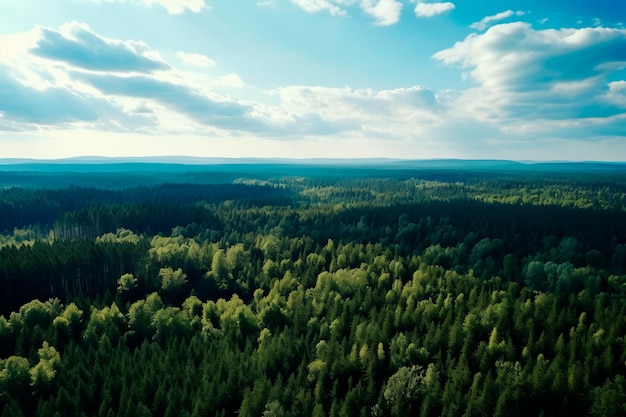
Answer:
[1,159,626,417]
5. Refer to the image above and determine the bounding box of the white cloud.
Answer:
[274,85,441,139]
[360,0,403,26]
[433,23,626,125]
[30,22,169,73]
[289,0,461,25]
[177,52,216,67]
[414,2,455,18]
[92,0,208,14]
[0,24,253,133]
[150,0,207,14]
[0,61,155,131]
[470,10,525,31]
[0,23,352,137]
[602,81,626,107]
[291,0,407,25]
[290,0,348,17]
[217,73,245,88]
[277,85,438,115]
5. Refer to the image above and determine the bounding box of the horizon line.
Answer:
[1,156,625,165]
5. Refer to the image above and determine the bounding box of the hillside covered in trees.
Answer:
[1,160,626,417]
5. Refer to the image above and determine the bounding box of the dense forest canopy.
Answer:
[1,160,626,417]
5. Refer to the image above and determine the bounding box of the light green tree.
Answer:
[117,273,138,293]
[158,267,187,291]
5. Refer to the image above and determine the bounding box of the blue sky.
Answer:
[1,0,625,160]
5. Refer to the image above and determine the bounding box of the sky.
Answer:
[0,0,625,161]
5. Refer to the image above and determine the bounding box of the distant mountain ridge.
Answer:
[0,157,625,176]
[0,156,401,166]
[1,156,624,165]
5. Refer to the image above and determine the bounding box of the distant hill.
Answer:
[1,156,625,169]
[0,157,625,190]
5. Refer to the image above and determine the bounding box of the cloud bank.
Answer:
[1,19,625,160]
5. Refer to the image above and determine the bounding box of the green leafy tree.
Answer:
[30,341,61,392]
[384,365,426,417]
[159,267,187,291]
[127,293,164,341]
[117,273,138,293]
[0,355,31,399]
[158,267,188,303]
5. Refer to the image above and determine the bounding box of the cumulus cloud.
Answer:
[64,69,350,136]
[73,72,260,130]
[0,17,450,141]
[177,52,216,67]
[150,0,207,14]
[273,85,441,140]
[414,2,455,18]
[0,23,253,133]
[360,0,403,26]
[277,85,438,116]
[217,73,245,87]
[31,22,169,73]
[433,23,626,123]
[0,64,152,129]
[470,10,525,31]
[0,64,98,124]
[92,0,208,14]
[1,22,357,137]
[289,0,348,17]
[290,0,405,24]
